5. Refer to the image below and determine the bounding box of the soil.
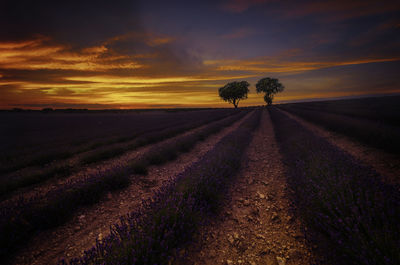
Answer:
[279,109,400,186]
[12,112,253,265]
[179,110,316,265]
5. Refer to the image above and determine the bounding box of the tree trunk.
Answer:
[233,99,238,108]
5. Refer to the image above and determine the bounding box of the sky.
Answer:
[1,0,399,109]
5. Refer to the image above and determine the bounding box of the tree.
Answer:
[218,81,250,108]
[256,77,284,106]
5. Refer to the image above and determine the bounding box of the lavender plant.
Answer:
[0,109,238,199]
[279,95,400,126]
[277,104,400,155]
[62,110,261,264]
[269,107,400,265]
[0,109,249,262]
[0,109,236,176]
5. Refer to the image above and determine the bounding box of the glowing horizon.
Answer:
[1,0,399,109]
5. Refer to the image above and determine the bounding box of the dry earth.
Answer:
[12,112,253,265]
[179,110,316,265]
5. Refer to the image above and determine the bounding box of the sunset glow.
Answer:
[1,0,399,109]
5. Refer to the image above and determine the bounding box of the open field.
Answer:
[277,96,400,155]
[1,96,399,265]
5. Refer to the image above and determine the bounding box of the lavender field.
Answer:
[1,97,399,265]
[277,95,400,155]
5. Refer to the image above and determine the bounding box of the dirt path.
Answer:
[279,109,400,186]
[13,112,253,265]
[179,110,315,265]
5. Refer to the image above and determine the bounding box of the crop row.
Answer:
[269,107,400,264]
[60,109,261,265]
[0,109,236,176]
[277,104,400,155]
[0,110,249,262]
[278,96,400,126]
[0,109,238,200]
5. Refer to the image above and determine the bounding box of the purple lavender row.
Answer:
[0,109,238,199]
[63,109,261,264]
[277,104,400,155]
[278,96,400,126]
[0,109,249,262]
[269,107,400,265]
[0,109,236,176]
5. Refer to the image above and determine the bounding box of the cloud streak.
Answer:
[0,0,399,109]
[204,56,400,74]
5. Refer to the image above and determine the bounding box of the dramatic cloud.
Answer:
[205,57,400,74]
[0,37,141,71]
[0,0,399,109]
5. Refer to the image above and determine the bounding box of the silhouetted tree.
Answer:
[218,81,250,108]
[42,108,54,113]
[256,77,284,105]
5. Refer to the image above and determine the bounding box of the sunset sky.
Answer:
[1,0,399,109]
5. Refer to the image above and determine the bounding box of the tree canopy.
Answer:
[256,77,284,105]
[218,81,250,108]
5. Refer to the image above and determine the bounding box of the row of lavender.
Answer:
[0,109,236,176]
[0,109,238,199]
[0,109,250,262]
[61,110,261,264]
[278,96,400,126]
[269,107,400,264]
[277,104,400,155]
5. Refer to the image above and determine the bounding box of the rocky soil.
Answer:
[179,110,316,265]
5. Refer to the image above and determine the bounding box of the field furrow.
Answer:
[2,96,399,265]
[59,110,261,264]
[0,110,237,200]
[8,110,253,264]
[278,96,400,126]
[277,104,400,155]
[179,109,315,265]
[278,108,400,185]
[1,110,232,174]
[269,107,400,264]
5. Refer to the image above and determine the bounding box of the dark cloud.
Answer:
[0,0,141,46]
[0,68,102,84]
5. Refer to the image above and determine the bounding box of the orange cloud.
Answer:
[64,74,256,85]
[0,38,142,71]
[82,45,108,54]
[146,36,175,47]
[1,31,399,110]
[205,57,400,74]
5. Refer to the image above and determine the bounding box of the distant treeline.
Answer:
[0,106,259,114]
